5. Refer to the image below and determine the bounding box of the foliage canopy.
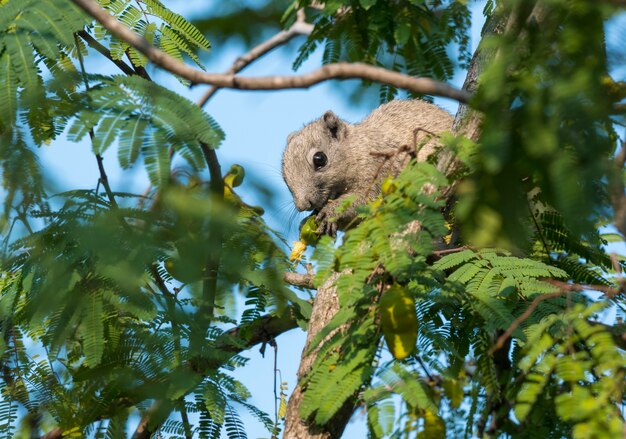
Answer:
[0,0,624,438]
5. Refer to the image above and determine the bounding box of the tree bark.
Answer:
[282,273,356,439]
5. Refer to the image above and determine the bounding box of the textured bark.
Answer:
[282,273,357,439]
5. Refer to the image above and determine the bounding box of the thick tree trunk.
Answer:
[282,273,356,439]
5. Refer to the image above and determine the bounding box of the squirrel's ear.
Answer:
[323,111,346,140]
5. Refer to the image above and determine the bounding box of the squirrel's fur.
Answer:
[282,100,453,235]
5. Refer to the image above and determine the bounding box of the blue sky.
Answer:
[36,1,491,437]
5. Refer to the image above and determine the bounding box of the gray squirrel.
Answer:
[282,100,453,235]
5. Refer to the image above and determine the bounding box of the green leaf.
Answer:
[82,293,104,367]
[359,0,377,10]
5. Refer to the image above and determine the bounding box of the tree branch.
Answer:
[490,290,565,354]
[198,143,223,323]
[544,279,622,298]
[77,30,135,76]
[40,308,300,439]
[70,0,471,103]
[491,278,623,354]
[74,32,122,212]
[283,272,315,289]
[197,13,313,107]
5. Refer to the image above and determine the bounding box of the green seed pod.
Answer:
[379,283,418,360]
[299,215,320,246]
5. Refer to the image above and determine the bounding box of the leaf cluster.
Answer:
[284,0,471,102]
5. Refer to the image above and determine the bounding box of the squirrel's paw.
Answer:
[315,205,339,237]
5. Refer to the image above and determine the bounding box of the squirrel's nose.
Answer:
[295,198,313,211]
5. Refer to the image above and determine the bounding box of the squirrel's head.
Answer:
[282,111,350,212]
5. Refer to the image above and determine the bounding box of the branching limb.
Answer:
[70,0,471,103]
[197,11,313,107]
[77,30,135,76]
[490,290,565,354]
[39,308,300,439]
[74,32,122,212]
[491,278,623,354]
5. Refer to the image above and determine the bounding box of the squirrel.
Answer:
[282,100,453,235]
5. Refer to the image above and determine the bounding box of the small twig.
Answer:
[95,154,119,209]
[77,30,135,76]
[432,246,470,257]
[416,356,435,383]
[74,33,121,210]
[490,290,565,354]
[41,428,62,439]
[131,400,169,439]
[544,279,622,299]
[490,278,623,355]
[69,0,472,104]
[125,48,152,80]
[149,265,177,299]
[365,144,413,200]
[196,15,313,108]
[365,263,386,285]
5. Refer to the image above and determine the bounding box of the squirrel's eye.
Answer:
[313,152,327,170]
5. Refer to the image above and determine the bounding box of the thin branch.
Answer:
[198,143,223,322]
[544,279,622,298]
[490,290,565,354]
[74,32,121,211]
[131,401,171,439]
[179,401,193,439]
[432,246,470,257]
[70,0,471,104]
[95,154,119,209]
[77,30,135,76]
[491,278,623,354]
[197,17,313,107]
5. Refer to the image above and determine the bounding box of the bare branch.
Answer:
[77,30,135,76]
[197,16,313,107]
[70,0,471,103]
